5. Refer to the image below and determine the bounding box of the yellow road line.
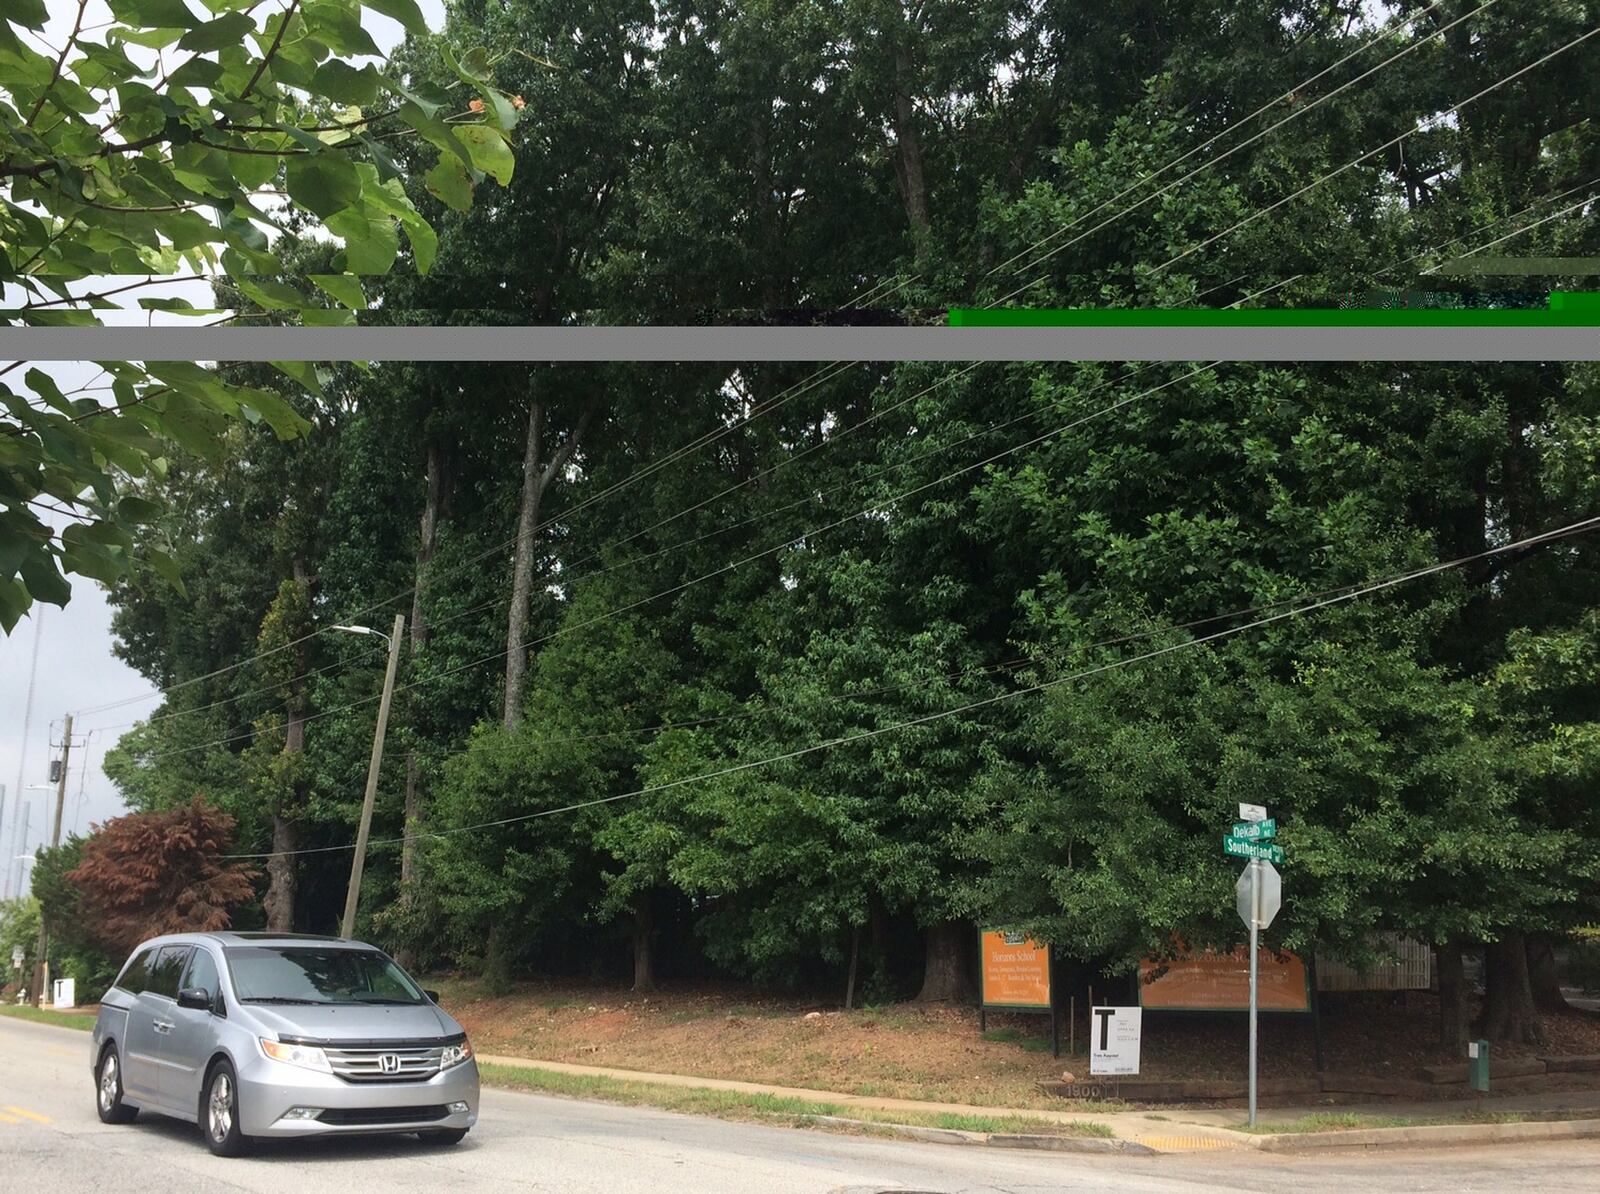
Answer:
[0,1111,23,1125]
[2,1106,53,1124]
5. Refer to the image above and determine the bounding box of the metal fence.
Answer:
[1317,935,1434,991]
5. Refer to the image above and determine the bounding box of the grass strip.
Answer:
[0,1004,95,1031]
[478,1061,1111,1138]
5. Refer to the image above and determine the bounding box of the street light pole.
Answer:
[31,713,71,1004]
[338,614,405,939]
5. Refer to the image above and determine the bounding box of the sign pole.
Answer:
[1248,856,1260,1128]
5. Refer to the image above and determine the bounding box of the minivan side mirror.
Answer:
[423,989,441,1003]
[176,987,211,1011]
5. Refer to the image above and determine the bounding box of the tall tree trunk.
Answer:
[1479,933,1546,1045]
[503,390,598,730]
[396,443,445,970]
[632,891,655,993]
[263,563,311,932]
[1528,938,1569,1013]
[1437,939,1467,1052]
[916,920,974,1002]
[844,924,861,1010]
[263,815,296,932]
[503,397,546,730]
[889,39,932,255]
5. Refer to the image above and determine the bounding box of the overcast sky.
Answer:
[1,0,448,898]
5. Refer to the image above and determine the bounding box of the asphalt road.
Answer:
[4,1014,1598,1193]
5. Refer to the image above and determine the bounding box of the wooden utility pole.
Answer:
[30,713,70,1004]
[341,614,405,939]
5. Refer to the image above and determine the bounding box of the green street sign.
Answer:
[1231,818,1277,841]
[1223,835,1285,865]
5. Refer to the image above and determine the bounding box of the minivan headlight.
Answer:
[440,1039,473,1069]
[260,1038,333,1073]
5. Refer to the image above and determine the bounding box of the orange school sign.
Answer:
[1138,947,1310,1012]
[980,929,1052,1009]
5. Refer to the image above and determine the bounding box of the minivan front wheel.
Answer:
[203,1061,251,1156]
[96,1047,136,1124]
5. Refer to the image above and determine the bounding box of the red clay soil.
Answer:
[433,977,1600,1110]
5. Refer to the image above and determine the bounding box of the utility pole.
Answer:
[30,713,71,1005]
[340,614,405,939]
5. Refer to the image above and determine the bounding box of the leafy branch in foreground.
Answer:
[0,0,523,629]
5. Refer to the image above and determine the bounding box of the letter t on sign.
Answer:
[1094,1006,1115,1051]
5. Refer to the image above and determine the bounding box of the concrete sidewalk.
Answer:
[476,1052,1600,1153]
[1172,1086,1600,1130]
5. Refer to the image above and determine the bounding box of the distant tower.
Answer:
[3,609,44,900]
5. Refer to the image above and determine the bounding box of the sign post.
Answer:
[1248,859,1260,1127]
[1232,803,1282,1130]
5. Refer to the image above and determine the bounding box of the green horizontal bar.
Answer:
[1551,290,1600,313]
[948,304,1600,328]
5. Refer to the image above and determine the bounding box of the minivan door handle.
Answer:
[153,1020,174,1034]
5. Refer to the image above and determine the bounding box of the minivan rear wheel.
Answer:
[203,1060,252,1156]
[96,1047,137,1124]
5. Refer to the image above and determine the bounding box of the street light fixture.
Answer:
[332,624,392,644]
[331,614,406,939]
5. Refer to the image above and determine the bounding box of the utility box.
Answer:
[1468,1039,1490,1092]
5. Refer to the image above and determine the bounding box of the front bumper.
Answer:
[235,1050,479,1137]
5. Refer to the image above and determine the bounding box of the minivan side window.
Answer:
[114,947,156,994]
[146,946,191,999]
[182,947,224,1014]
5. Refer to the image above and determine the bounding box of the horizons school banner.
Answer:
[1138,947,1310,1012]
[980,929,1052,1010]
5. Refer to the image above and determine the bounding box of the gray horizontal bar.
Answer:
[2,326,1597,361]
[1436,257,1600,275]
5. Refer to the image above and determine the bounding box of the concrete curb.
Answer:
[806,1116,1156,1155]
[1192,1116,1600,1153]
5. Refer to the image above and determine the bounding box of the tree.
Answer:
[0,0,519,629]
[31,834,118,1001]
[66,798,258,958]
[0,897,41,995]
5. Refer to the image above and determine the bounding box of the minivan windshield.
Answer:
[224,947,426,1005]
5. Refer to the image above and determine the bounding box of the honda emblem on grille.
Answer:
[379,1053,401,1075]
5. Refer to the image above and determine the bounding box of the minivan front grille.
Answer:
[323,1045,443,1083]
[318,1104,450,1125]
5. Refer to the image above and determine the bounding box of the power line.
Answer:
[131,362,1219,764]
[68,363,857,720]
[1184,174,1599,311]
[1144,25,1600,278]
[78,638,389,737]
[1420,191,1598,276]
[982,0,1487,306]
[221,513,1600,860]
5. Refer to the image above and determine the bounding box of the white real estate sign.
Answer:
[1089,1006,1142,1076]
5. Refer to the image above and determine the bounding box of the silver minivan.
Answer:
[90,931,478,1155]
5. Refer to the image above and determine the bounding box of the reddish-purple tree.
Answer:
[68,798,259,957]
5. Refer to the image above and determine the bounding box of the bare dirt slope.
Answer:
[434,978,1600,1109]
